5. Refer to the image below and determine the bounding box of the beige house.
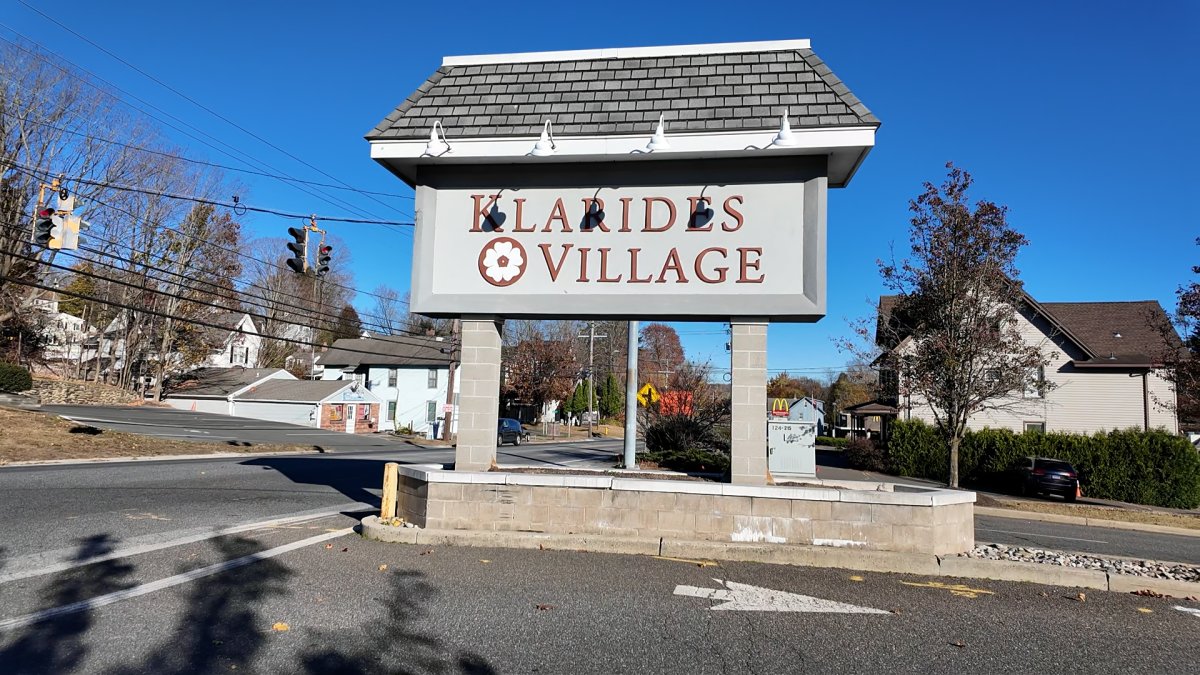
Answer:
[878,294,1179,435]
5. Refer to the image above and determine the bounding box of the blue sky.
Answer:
[3,0,1198,379]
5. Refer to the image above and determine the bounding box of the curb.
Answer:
[360,516,1200,598]
[0,447,322,468]
[976,506,1200,538]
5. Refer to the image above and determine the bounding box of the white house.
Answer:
[203,313,261,368]
[32,297,96,376]
[316,336,456,435]
[878,294,1180,435]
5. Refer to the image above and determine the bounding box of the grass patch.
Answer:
[0,407,318,465]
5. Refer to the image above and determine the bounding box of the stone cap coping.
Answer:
[396,464,975,507]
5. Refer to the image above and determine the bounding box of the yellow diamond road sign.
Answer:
[637,382,660,406]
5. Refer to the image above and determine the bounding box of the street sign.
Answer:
[637,382,660,406]
[770,398,790,417]
[674,579,888,614]
[442,404,453,413]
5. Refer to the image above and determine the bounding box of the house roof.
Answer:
[316,336,449,369]
[877,294,1180,366]
[235,379,357,403]
[367,41,878,141]
[1040,301,1180,363]
[163,367,287,398]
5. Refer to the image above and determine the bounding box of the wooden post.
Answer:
[381,462,399,520]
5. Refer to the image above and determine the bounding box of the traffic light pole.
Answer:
[623,320,639,468]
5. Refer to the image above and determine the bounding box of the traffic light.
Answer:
[286,226,308,274]
[60,214,86,250]
[32,206,63,248]
[315,244,332,277]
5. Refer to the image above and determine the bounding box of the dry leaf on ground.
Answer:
[535,604,554,611]
[272,622,290,632]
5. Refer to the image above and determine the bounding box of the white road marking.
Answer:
[0,503,368,585]
[674,579,889,613]
[976,528,1108,544]
[0,528,353,632]
[1176,606,1200,618]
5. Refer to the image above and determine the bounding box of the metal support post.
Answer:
[623,320,639,469]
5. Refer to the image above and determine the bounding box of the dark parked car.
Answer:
[1013,457,1080,502]
[497,418,529,446]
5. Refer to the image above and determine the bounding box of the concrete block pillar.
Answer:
[455,317,503,472]
[730,319,768,485]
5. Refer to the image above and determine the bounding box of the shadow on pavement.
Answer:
[0,535,135,674]
[242,457,394,508]
[300,569,496,675]
[107,535,294,674]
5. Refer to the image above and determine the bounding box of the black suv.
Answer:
[497,418,529,446]
[1014,457,1080,502]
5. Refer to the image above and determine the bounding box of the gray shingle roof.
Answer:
[367,47,878,141]
[1039,301,1180,362]
[235,379,354,403]
[317,336,449,369]
[163,367,287,398]
[878,295,1180,364]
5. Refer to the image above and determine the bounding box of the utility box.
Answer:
[767,420,817,476]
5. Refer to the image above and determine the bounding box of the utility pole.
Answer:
[578,321,606,439]
[624,320,639,468]
[442,318,460,441]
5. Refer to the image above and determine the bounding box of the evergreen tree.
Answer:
[599,372,623,417]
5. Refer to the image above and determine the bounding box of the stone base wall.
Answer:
[31,378,140,405]
[391,467,975,555]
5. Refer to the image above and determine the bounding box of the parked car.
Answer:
[497,418,530,446]
[1013,456,1080,502]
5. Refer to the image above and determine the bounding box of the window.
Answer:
[428,369,438,388]
[329,404,344,422]
[426,400,437,423]
[1024,422,1045,433]
[387,401,397,421]
[1024,366,1045,399]
[359,404,371,420]
[388,368,397,387]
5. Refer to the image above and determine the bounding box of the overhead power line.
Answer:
[0,29,400,225]
[4,162,410,307]
[0,111,414,200]
[4,272,451,365]
[6,160,413,226]
[16,0,408,219]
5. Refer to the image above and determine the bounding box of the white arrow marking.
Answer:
[674,579,889,614]
[1176,606,1200,618]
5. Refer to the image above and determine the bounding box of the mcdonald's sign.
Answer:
[770,398,791,418]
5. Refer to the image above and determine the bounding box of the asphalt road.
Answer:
[1,513,1197,674]
[14,405,1200,565]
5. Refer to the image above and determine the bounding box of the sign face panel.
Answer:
[411,175,825,321]
[770,398,791,417]
[637,382,660,406]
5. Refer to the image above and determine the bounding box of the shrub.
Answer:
[645,415,725,454]
[640,448,730,474]
[885,420,1200,509]
[0,363,32,393]
[816,436,848,449]
[844,437,887,472]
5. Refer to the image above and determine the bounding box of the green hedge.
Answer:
[0,363,32,393]
[888,420,1200,509]
[816,436,848,449]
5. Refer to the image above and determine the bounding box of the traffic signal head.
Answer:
[315,244,332,277]
[285,226,308,273]
[33,207,63,248]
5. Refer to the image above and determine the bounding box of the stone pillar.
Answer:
[730,319,768,485]
[455,317,503,472]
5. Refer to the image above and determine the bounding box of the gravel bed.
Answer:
[963,543,1200,582]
